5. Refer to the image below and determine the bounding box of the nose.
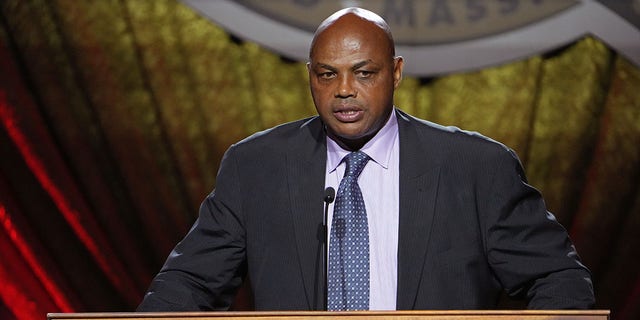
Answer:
[335,74,357,98]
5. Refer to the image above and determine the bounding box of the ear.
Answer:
[306,61,315,80]
[393,56,404,88]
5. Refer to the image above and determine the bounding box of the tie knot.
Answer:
[344,151,370,178]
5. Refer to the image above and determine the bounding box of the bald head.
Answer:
[309,7,395,60]
[306,7,403,150]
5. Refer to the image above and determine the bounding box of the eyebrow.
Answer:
[315,63,338,72]
[352,60,373,70]
[314,59,376,72]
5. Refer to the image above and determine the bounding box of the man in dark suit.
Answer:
[137,7,594,311]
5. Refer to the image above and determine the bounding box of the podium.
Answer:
[48,310,610,320]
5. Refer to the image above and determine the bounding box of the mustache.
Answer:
[331,99,362,109]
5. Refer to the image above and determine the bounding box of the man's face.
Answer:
[308,16,403,150]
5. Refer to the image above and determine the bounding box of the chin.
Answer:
[334,131,372,144]
[333,129,364,140]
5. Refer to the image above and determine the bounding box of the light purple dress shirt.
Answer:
[325,109,400,310]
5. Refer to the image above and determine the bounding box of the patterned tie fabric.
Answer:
[328,151,370,311]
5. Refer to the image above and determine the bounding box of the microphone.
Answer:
[322,187,335,310]
[323,187,335,234]
[324,187,335,204]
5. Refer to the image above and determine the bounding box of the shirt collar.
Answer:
[327,108,399,173]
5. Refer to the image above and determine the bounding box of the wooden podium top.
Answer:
[47,310,610,320]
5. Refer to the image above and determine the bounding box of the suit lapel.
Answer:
[284,112,441,310]
[395,111,442,309]
[286,117,327,310]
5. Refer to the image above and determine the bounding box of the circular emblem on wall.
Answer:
[182,0,640,76]
[235,0,577,45]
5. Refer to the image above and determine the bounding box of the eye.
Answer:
[318,71,336,80]
[355,70,374,78]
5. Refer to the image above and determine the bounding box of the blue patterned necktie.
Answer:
[328,151,370,311]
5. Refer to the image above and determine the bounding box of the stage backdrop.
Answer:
[0,1,639,320]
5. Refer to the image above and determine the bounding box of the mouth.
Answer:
[333,106,364,122]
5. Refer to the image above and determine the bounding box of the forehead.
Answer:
[310,15,392,63]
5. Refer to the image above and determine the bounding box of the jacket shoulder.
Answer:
[231,116,320,151]
[397,110,511,155]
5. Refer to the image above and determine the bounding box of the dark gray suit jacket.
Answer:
[138,109,594,311]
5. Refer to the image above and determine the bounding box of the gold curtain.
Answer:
[0,0,638,319]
